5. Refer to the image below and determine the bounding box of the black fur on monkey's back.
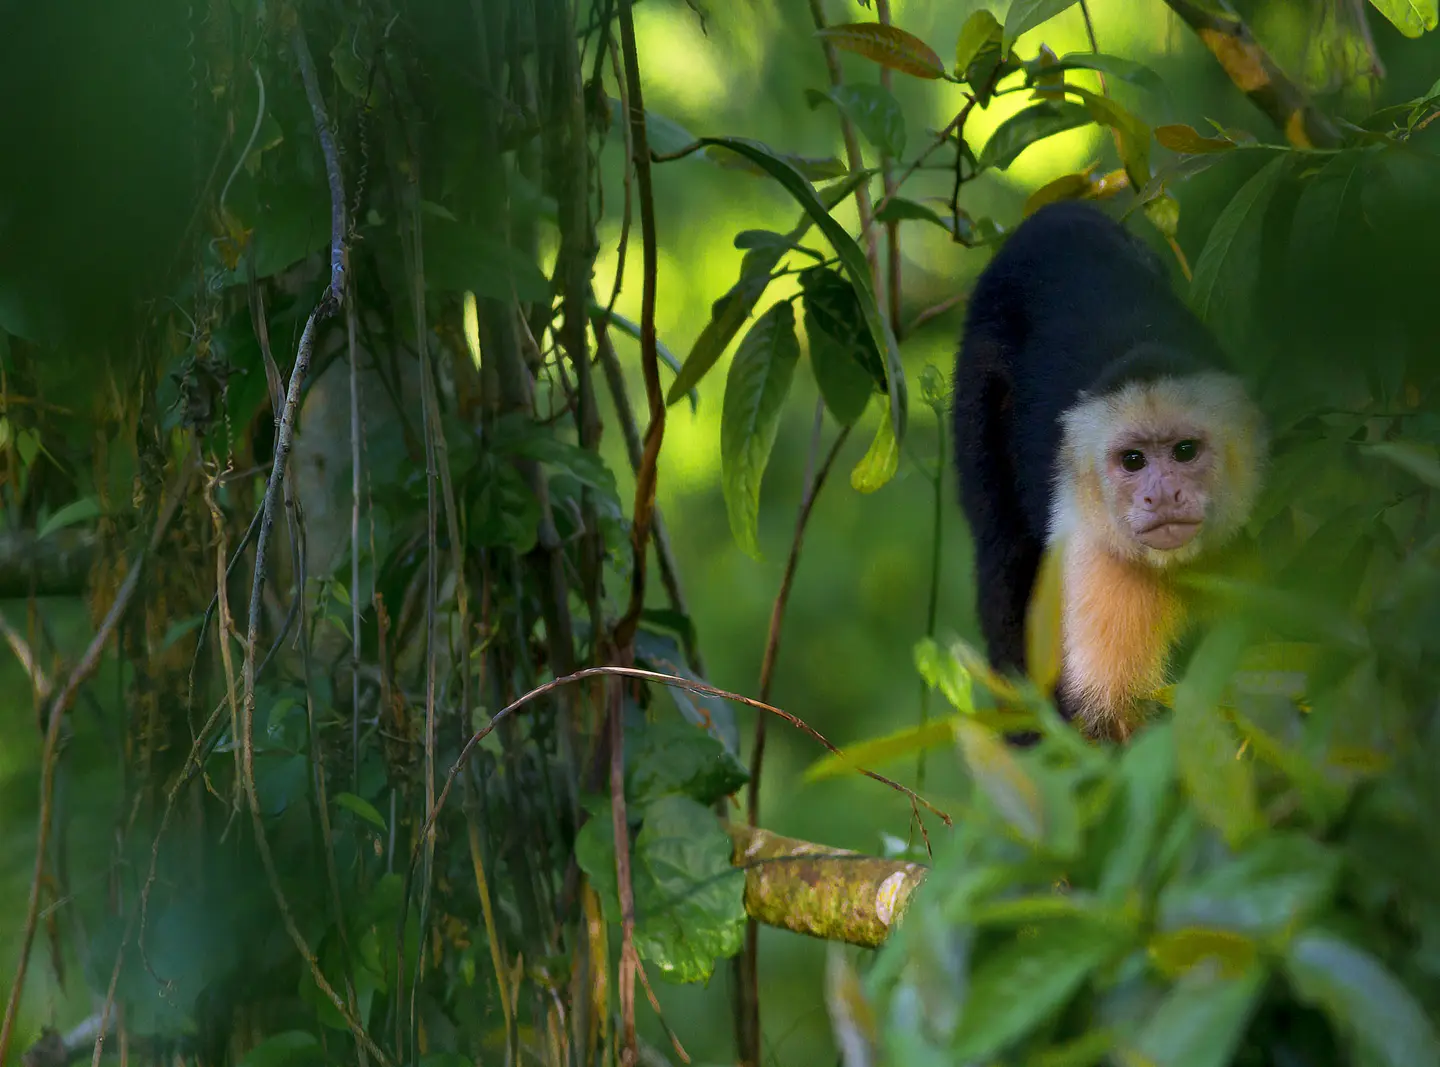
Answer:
[952,201,1228,682]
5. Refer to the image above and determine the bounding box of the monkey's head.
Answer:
[1053,359,1267,568]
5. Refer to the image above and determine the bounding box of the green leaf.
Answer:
[733,229,825,261]
[664,168,875,407]
[1003,0,1081,54]
[955,718,1044,845]
[976,101,1094,172]
[1155,123,1237,153]
[1124,963,1267,1067]
[686,138,906,459]
[913,638,977,713]
[801,266,883,426]
[626,718,749,808]
[577,796,747,985]
[1156,833,1341,939]
[468,459,540,552]
[669,244,785,405]
[851,405,901,492]
[1367,0,1438,38]
[1362,441,1440,489]
[15,428,39,468]
[815,22,947,80]
[872,195,952,232]
[606,96,700,157]
[235,1030,323,1067]
[721,301,801,559]
[1189,154,1291,355]
[632,629,740,754]
[1049,52,1165,94]
[808,84,908,159]
[334,791,387,832]
[1097,722,1177,898]
[951,919,1127,1061]
[1284,930,1440,1067]
[591,303,697,412]
[489,416,623,507]
[1172,622,1258,848]
[955,9,1003,74]
[37,496,101,540]
[804,715,960,782]
[423,220,550,303]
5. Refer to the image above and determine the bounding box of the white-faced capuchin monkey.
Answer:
[952,201,1267,743]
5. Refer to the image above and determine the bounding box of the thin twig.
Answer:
[0,609,54,702]
[808,0,881,289]
[594,319,704,675]
[0,460,194,1067]
[874,0,902,337]
[738,409,852,1064]
[410,665,951,862]
[614,2,663,1057]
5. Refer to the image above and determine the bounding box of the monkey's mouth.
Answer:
[1135,518,1202,550]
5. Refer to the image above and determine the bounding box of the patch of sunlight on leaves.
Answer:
[634,3,730,114]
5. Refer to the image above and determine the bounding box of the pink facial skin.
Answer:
[1106,433,1214,551]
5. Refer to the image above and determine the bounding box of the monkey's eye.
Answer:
[1120,450,1146,472]
[1172,439,1200,463]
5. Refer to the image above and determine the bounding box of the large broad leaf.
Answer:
[720,301,801,559]
[808,84,907,159]
[954,10,1002,74]
[576,795,747,985]
[625,718,749,808]
[1284,930,1440,1067]
[682,138,907,456]
[801,266,883,425]
[976,101,1094,172]
[951,919,1128,1061]
[1367,0,1439,38]
[815,22,947,80]
[1003,0,1081,54]
[1123,964,1267,1067]
[1189,154,1291,356]
[1172,622,1258,848]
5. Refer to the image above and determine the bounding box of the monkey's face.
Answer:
[1104,430,1215,553]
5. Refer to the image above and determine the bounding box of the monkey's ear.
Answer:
[1024,539,1066,698]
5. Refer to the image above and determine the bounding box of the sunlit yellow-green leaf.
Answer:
[954,9,1002,75]
[851,408,900,492]
[1367,0,1438,38]
[804,715,960,782]
[1002,0,1081,54]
